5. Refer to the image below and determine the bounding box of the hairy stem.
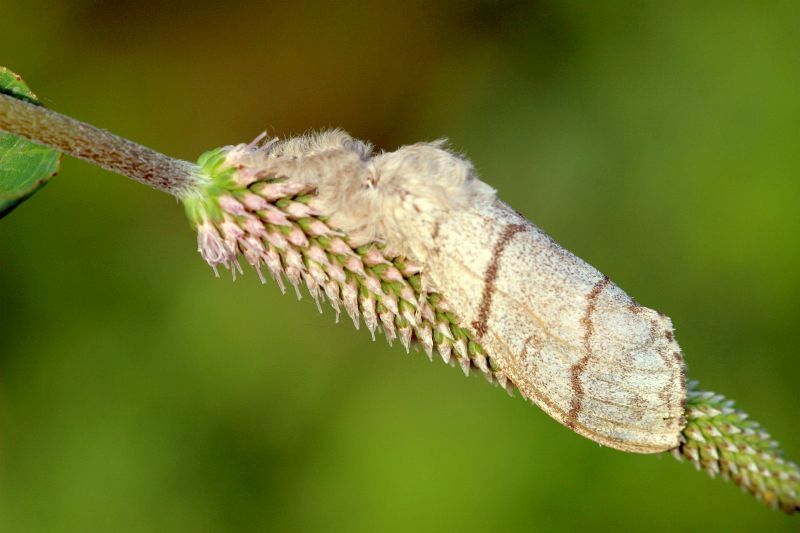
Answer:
[0,93,199,197]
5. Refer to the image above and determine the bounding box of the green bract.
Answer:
[183,147,235,226]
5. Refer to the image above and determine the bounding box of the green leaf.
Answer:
[0,66,61,219]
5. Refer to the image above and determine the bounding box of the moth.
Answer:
[214,130,687,453]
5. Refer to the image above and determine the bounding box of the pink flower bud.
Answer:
[264,230,288,250]
[363,274,382,297]
[307,244,329,266]
[382,266,403,282]
[241,214,267,237]
[345,256,365,276]
[287,226,309,248]
[284,200,312,218]
[261,205,291,227]
[363,248,389,266]
[307,219,332,237]
[218,194,246,216]
[240,192,269,212]
[329,237,354,256]
[326,261,346,284]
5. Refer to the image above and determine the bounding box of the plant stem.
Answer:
[0,93,200,197]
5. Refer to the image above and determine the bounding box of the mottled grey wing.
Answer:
[424,200,686,453]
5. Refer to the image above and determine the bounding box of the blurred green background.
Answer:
[1,1,798,531]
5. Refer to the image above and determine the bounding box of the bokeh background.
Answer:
[1,2,799,531]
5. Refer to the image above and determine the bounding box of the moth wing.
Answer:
[424,201,686,453]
